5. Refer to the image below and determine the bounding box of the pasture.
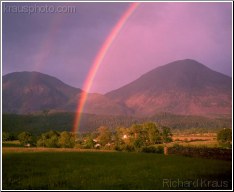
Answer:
[2,148,232,190]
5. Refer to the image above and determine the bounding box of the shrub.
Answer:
[167,146,232,160]
[172,143,182,148]
[141,146,164,154]
[114,145,122,151]
[2,132,10,142]
[157,146,164,153]
[217,128,232,146]
[18,131,33,146]
[124,144,135,152]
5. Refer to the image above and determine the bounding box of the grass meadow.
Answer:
[2,149,232,190]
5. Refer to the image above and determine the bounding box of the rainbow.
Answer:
[72,2,140,133]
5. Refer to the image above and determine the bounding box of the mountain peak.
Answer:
[2,71,82,113]
[145,59,211,77]
[163,59,210,70]
[2,60,231,117]
[106,59,231,117]
[162,59,205,66]
[2,71,130,116]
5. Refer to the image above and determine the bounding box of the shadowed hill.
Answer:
[2,71,129,115]
[3,71,82,113]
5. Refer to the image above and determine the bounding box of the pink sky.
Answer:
[90,2,232,93]
[3,2,232,94]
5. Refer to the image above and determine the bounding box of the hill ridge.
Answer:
[2,59,232,118]
[106,59,231,117]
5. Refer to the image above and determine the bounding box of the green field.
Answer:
[2,150,232,190]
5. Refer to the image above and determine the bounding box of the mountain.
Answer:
[2,59,232,118]
[106,59,232,117]
[2,71,81,113]
[2,71,129,115]
[83,93,132,115]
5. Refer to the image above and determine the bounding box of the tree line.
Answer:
[3,122,231,151]
[3,122,173,152]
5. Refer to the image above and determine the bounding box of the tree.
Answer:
[83,136,95,149]
[18,131,33,146]
[45,135,59,148]
[161,126,173,143]
[2,132,10,142]
[128,122,165,148]
[114,127,128,145]
[217,128,232,145]
[97,126,112,146]
[129,124,147,147]
[37,130,60,148]
[58,131,75,148]
[144,122,162,145]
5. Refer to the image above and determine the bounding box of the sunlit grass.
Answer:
[166,140,219,148]
[2,140,22,148]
